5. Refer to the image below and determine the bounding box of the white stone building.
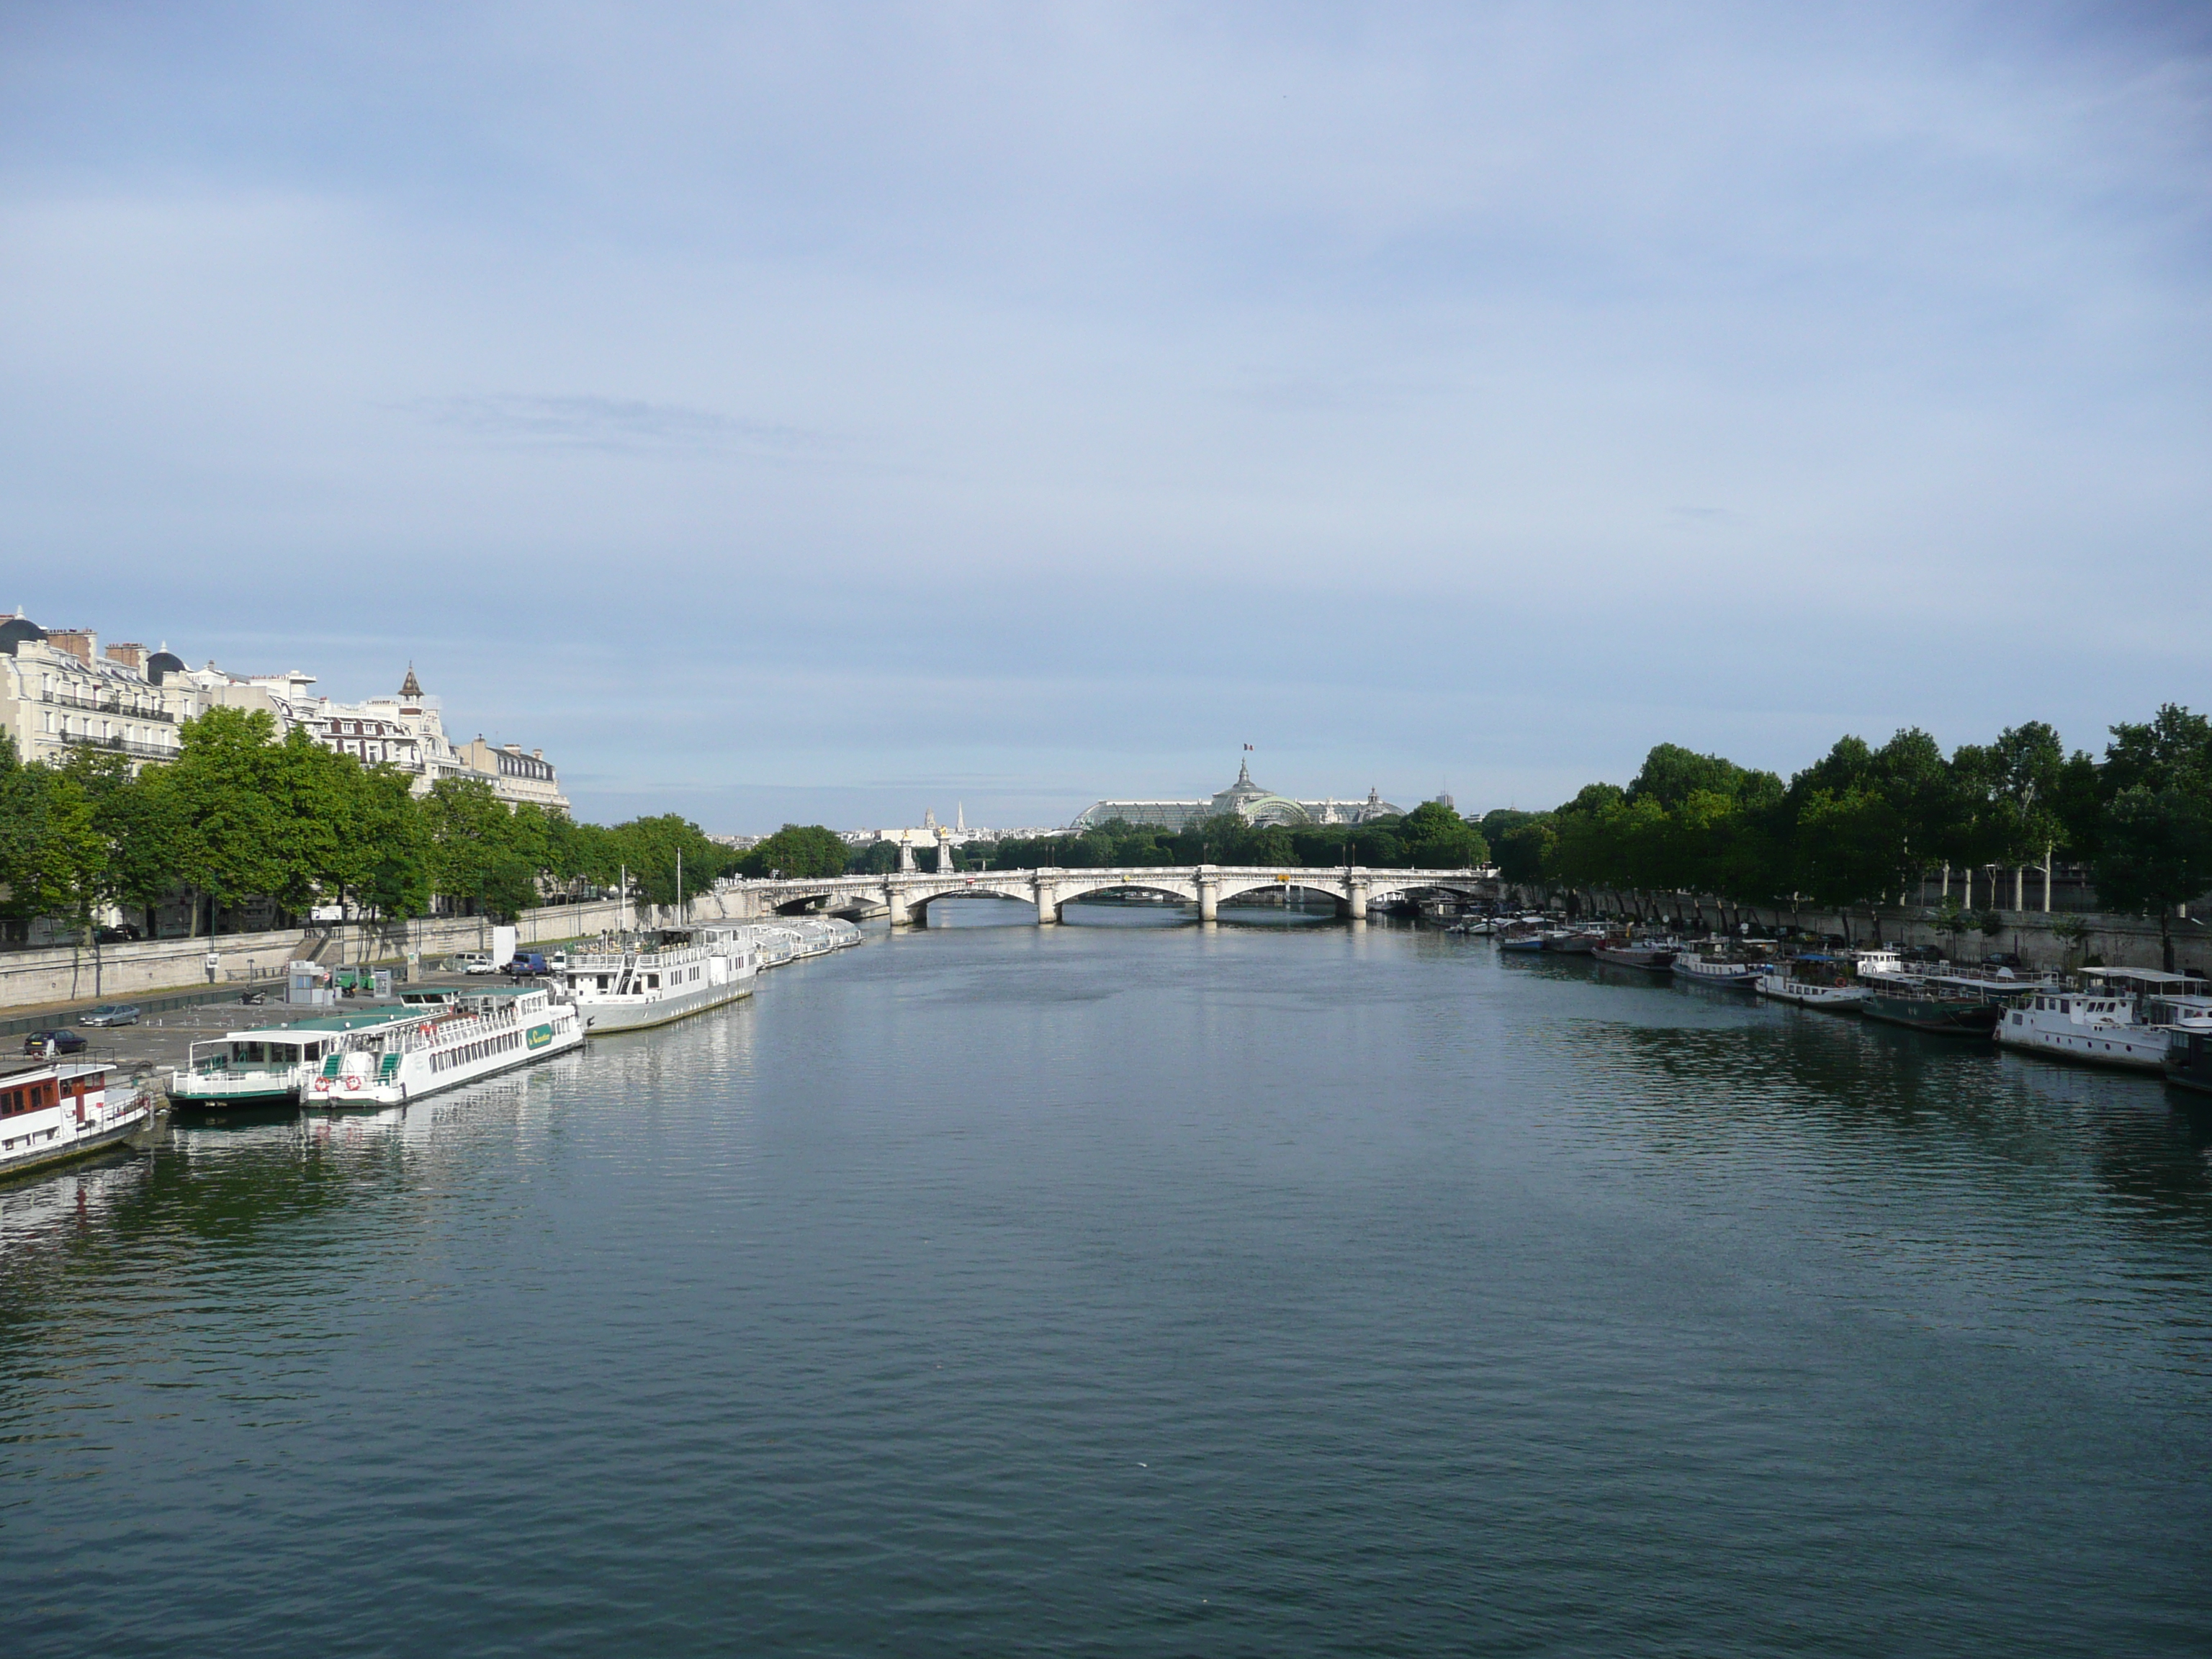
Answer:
[0,614,565,811]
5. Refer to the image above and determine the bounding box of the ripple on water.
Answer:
[4,926,2211,1656]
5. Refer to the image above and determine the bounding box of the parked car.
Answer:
[78,1003,142,1028]
[547,951,568,972]
[504,952,549,976]
[459,953,497,976]
[94,925,143,944]
[22,1029,88,1056]
[240,989,269,1004]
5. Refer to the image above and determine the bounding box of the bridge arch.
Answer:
[905,884,1039,922]
[1043,875,1202,912]
[1211,873,1351,909]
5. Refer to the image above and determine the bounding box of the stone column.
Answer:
[1033,876,1058,925]
[1345,876,1368,921]
[884,879,912,929]
[1197,871,1219,923]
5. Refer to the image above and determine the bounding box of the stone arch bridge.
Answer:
[708,866,1492,927]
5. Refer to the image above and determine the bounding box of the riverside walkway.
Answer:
[729,866,1493,927]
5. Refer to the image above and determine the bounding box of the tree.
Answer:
[1398,801,1488,868]
[2092,706,2212,971]
[2095,783,2212,971]
[161,708,289,934]
[737,824,848,880]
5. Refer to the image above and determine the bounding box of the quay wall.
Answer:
[0,900,629,1012]
[0,881,876,1012]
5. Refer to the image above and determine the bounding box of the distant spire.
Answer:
[400,662,423,698]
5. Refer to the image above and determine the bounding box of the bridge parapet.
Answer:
[718,866,1491,927]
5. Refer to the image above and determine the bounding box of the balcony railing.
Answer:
[60,733,179,760]
[40,688,174,721]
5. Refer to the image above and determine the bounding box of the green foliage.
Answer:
[1398,800,1488,868]
[2090,707,2212,966]
[1522,724,2113,914]
[737,824,848,880]
[976,809,1479,873]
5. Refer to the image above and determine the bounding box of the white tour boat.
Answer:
[1995,968,2212,1073]
[1755,954,1869,1011]
[313,986,583,1107]
[1,1057,152,1179]
[168,1007,426,1110]
[562,934,755,1036]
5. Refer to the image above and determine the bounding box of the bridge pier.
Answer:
[1197,871,1219,923]
[1032,876,1060,925]
[1341,876,1369,921]
[884,880,914,928]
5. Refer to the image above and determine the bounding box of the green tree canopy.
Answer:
[737,824,848,880]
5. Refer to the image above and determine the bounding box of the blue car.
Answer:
[22,1029,89,1056]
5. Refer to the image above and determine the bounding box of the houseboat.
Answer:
[1755,954,1869,1011]
[313,986,583,1107]
[1995,968,2212,1073]
[1592,938,1678,972]
[167,1008,425,1110]
[1859,974,2011,1037]
[1673,950,1768,986]
[1,1057,151,1179]
[2163,1027,2212,1095]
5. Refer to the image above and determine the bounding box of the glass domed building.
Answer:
[1071,760,1402,832]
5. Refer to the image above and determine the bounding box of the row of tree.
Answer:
[0,709,739,939]
[1490,706,2212,964]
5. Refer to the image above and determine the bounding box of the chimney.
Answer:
[531,748,543,760]
[107,642,147,671]
[503,742,523,755]
[47,629,96,665]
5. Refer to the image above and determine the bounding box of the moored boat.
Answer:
[1755,955,1869,1011]
[1592,938,1678,971]
[168,1008,424,1110]
[1859,974,2009,1036]
[1995,968,2211,1074]
[1673,951,1768,986]
[315,986,583,1107]
[0,1057,151,1179]
[2163,1027,2212,1094]
[564,930,757,1035]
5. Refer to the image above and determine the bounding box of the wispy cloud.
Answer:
[405,395,819,454]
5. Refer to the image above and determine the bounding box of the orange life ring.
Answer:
[343,1074,364,1091]
[312,1076,331,1092]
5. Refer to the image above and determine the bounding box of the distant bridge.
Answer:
[713,866,1493,927]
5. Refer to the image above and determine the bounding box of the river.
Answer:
[4,904,2211,1655]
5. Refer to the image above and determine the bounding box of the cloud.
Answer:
[405,395,818,455]
[2,2,2209,827]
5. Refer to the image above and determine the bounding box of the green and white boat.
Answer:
[167,1008,427,1110]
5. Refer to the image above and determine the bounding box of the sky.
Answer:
[3,1,2208,832]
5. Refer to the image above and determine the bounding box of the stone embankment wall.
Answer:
[0,900,630,1011]
[0,878,873,1010]
[1506,887,2203,974]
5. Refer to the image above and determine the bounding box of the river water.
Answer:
[4,905,2211,1655]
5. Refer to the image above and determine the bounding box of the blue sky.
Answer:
[4,2,2208,830]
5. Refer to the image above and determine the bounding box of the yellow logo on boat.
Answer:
[526,1024,554,1049]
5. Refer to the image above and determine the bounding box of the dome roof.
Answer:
[145,650,186,684]
[0,616,45,655]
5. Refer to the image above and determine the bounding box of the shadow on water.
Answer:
[1537,985,2212,1247]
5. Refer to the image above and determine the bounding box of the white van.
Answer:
[459,953,497,975]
